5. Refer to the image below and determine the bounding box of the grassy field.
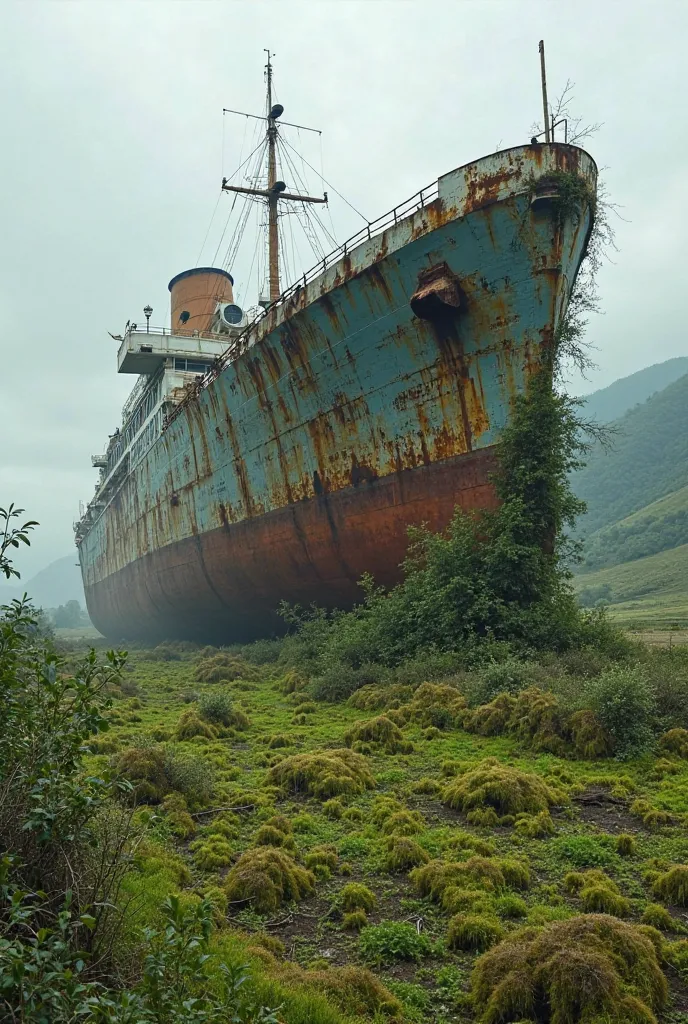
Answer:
[82,642,688,1023]
[573,543,688,627]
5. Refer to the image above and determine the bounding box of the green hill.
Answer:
[573,543,688,627]
[579,484,688,573]
[572,372,688,538]
[579,356,688,424]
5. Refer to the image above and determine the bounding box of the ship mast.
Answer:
[222,52,327,304]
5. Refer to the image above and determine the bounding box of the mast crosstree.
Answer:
[221,51,327,303]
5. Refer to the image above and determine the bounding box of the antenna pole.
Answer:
[265,49,280,302]
[539,40,551,143]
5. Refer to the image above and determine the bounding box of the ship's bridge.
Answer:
[117,327,230,375]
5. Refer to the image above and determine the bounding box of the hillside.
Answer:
[572,372,688,538]
[579,483,688,573]
[579,356,688,424]
[573,542,688,626]
[0,553,85,609]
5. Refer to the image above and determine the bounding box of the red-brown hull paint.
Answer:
[85,446,497,642]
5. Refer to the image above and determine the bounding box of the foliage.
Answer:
[0,503,37,580]
[283,369,626,670]
[358,921,432,965]
[583,665,657,757]
[471,914,668,1024]
[266,749,375,798]
[659,727,688,757]
[198,691,250,729]
[223,847,315,913]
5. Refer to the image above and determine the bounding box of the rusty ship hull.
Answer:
[78,143,596,642]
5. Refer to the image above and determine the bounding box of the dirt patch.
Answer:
[573,787,642,833]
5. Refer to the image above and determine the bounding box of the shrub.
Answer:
[240,638,283,664]
[471,914,668,1024]
[343,715,408,753]
[447,913,504,951]
[443,760,564,817]
[266,749,375,798]
[311,663,386,703]
[340,883,377,913]
[198,692,250,729]
[223,847,314,913]
[552,834,616,868]
[383,837,430,872]
[652,865,688,906]
[358,920,432,965]
[659,727,688,757]
[474,659,541,704]
[584,665,657,758]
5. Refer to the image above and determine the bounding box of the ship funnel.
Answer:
[168,267,234,335]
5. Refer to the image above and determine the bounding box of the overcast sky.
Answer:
[1,0,686,578]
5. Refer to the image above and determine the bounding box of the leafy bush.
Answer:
[471,914,667,1024]
[198,692,250,729]
[584,665,657,758]
[223,847,315,913]
[266,749,375,798]
[473,659,542,704]
[358,921,432,965]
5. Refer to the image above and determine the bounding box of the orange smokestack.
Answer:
[168,267,234,335]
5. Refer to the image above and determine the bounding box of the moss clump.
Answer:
[412,777,442,796]
[348,683,414,711]
[471,914,667,1024]
[197,692,249,729]
[223,847,314,913]
[659,727,688,758]
[652,864,688,906]
[395,682,467,729]
[383,837,430,872]
[442,888,493,915]
[190,833,234,871]
[443,759,564,818]
[564,870,631,917]
[447,913,504,952]
[322,798,344,819]
[642,903,682,932]
[266,733,292,749]
[161,792,196,838]
[464,689,611,759]
[370,796,403,826]
[411,855,530,905]
[381,809,424,836]
[266,748,375,798]
[342,909,368,931]
[175,709,218,740]
[616,833,637,857]
[278,964,402,1019]
[344,715,408,754]
[342,806,363,823]
[195,653,260,683]
[514,810,556,838]
[493,894,528,919]
[304,846,338,878]
[276,669,307,694]
[253,824,296,851]
[341,882,377,913]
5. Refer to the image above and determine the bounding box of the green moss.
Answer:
[322,798,344,819]
[340,883,377,913]
[471,913,667,1024]
[342,909,367,931]
[514,810,556,838]
[223,847,315,913]
[253,824,296,851]
[616,833,637,857]
[641,903,682,932]
[344,715,408,754]
[190,833,234,871]
[383,837,430,872]
[447,913,504,952]
[411,777,442,796]
[304,846,338,874]
[652,864,688,906]
[266,748,375,798]
[176,709,218,740]
[443,759,564,817]
[195,653,260,683]
[381,809,424,836]
[659,727,688,757]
